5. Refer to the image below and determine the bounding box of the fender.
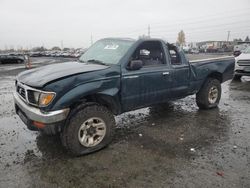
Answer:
[93,88,121,115]
[51,79,121,113]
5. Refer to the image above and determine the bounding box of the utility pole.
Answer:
[61,40,64,50]
[227,31,231,42]
[148,25,151,38]
[91,34,93,46]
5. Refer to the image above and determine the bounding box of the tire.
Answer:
[196,78,221,109]
[233,75,242,81]
[61,103,115,156]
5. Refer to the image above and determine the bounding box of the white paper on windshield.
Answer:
[104,44,119,50]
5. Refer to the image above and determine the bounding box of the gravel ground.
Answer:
[0,55,250,188]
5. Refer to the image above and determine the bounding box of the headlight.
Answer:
[27,90,40,105]
[33,91,40,102]
[27,90,55,107]
[39,92,55,107]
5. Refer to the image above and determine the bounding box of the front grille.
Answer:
[17,85,26,100]
[237,60,250,66]
[16,82,43,106]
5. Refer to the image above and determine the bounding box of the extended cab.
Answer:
[14,38,235,155]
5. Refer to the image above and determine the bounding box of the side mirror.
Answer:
[128,60,143,70]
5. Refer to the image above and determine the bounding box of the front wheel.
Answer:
[196,78,221,109]
[61,103,115,156]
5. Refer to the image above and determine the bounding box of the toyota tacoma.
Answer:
[14,38,235,155]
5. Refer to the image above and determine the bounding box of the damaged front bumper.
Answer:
[13,92,70,134]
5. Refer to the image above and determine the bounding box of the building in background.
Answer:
[196,41,234,53]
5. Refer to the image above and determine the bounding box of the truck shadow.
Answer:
[114,101,230,159]
[34,133,69,159]
[230,77,250,90]
[28,100,231,188]
[34,99,230,160]
[228,77,250,102]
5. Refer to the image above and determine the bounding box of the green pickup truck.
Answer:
[14,38,235,155]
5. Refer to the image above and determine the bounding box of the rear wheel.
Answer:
[61,103,115,156]
[196,78,221,109]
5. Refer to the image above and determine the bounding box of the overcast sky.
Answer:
[0,0,250,49]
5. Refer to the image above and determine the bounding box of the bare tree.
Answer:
[51,46,61,51]
[177,30,186,47]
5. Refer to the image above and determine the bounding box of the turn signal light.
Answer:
[33,121,46,129]
[39,93,55,106]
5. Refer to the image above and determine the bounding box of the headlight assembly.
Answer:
[33,91,40,103]
[27,90,55,107]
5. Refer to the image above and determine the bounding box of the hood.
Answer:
[237,53,250,60]
[17,61,108,87]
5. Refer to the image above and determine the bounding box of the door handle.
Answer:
[124,75,139,79]
[162,72,170,75]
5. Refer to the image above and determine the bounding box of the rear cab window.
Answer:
[167,44,188,66]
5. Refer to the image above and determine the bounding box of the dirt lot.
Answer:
[0,55,250,188]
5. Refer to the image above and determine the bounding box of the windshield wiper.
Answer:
[87,59,106,65]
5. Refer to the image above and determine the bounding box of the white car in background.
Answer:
[234,46,250,80]
[190,48,199,54]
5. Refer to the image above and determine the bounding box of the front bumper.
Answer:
[14,92,70,133]
[235,71,250,76]
[235,67,250,76]
[235,60,250,76]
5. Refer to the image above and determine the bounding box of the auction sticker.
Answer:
[104,44,119,50]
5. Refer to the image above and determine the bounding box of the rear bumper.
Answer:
[14,92,70,133]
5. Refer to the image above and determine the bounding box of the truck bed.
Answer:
[190,56,235,81]
[187,56,235,93]
[189,55,234,64]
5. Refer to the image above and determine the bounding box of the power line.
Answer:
[150,10,250,28]
[151,23,250,36]
[93,18,250,40]
[91,9,250,36]
[129,19,250,36]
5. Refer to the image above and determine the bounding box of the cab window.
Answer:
[131,41,165,67]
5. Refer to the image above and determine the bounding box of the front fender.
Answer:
[51,79,120,111]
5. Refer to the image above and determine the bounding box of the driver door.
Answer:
[121,41,173,111]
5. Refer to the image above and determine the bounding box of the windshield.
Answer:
[79,39,135,65]
[243,46,250,54]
